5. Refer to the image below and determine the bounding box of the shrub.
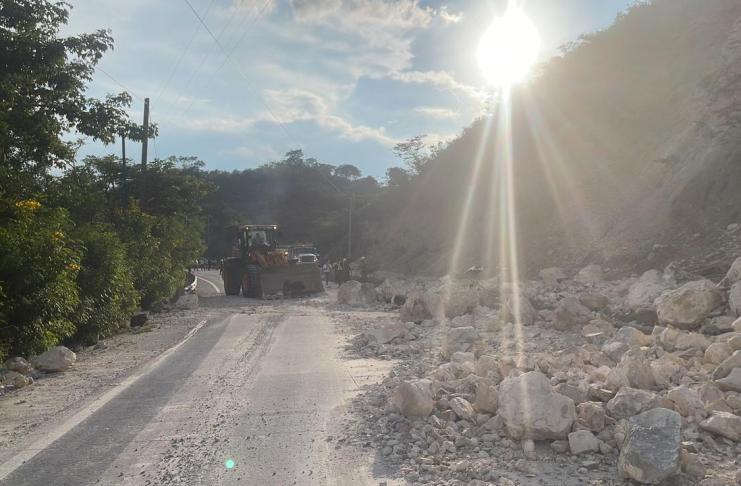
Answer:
[71,224,138,345]
[0,200,81,361]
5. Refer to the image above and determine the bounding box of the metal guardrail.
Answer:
[184,272,197,294]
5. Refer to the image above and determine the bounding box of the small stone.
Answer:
[3,357,32,374]
[449,397,475,421]
[715,367,741,392]
[699,411,741,441]
[576,402,606,432]
[704,342,733,365]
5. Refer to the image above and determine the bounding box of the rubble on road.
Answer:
[338,257,741,485]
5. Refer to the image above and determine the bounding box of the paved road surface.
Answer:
[0,284,391,485]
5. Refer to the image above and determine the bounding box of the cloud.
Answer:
[230,0,277,17]
[263,88,396,146]
[438,6,464,25]
[414,106,459,120]
[388,70,484,100]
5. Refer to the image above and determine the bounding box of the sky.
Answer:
[66,0,634,178]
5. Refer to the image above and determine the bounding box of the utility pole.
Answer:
[347,194,354,259]
[140,97,150,205]
[121,135,128,206]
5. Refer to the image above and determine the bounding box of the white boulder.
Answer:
[655,279,722,330]
[390,379,434,417]
[32,346,76,372]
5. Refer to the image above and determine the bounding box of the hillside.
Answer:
[363,0,741,278]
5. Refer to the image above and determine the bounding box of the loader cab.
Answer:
[238,225,280,254]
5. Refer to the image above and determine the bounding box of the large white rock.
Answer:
[574,264,603,285]
[376,276,412,304]
[715,367,741,393]
[625,270,671,311]
[699,411,741,442]
[607,351,656,391]
[606,387,659,419]
[498,371,576,440]
[568,430,600,455]
[390,379,434,417]
[618,408,681,484]
[32,346,76,372]
[655,280,722,330]
[444,326,478,358]
[474,383,499,414]
[712,350,741,379]
[666,386,704,417]
[337,280,376,306]
[554,297,593,331]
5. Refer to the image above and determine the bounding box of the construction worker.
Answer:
[322,260,332,286]
[359,256,368,283]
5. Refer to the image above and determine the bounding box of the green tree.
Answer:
[0,0,135,196]
[334,164,362,180]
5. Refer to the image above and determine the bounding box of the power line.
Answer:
[155,0,218,103]
[181,0,346,197]
[97,67,144,101]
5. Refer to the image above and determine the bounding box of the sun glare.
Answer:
[477,6,540,88]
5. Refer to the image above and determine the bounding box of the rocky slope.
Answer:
[369,0,741,278]
[336,257,741,485]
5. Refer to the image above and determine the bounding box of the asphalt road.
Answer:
[0,285,388,485]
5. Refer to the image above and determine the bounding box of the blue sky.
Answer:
[66,0,633,178]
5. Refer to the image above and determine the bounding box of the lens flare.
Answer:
[225,459,235,469]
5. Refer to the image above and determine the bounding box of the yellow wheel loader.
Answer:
[222,225,323,298]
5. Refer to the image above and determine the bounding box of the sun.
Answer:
[477,6,540,88]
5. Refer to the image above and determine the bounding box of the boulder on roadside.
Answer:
[712,350,741,379]
[474,383,499,414]
[606,387,659,419]
[704,342,733,365]
[568,429,601,455]
[576,401,606,432]
[655,280,723,330]
[715,367,741,393]
[554,297,593,331]
[574,264,603,285]
[399,291,432,323]
[449,397,476,420]
[376,276,411,304]
[617,408,681,484]
[444,326,478,358]
[4,356,32,375]
[699,411,741,441]
[625,270,672,312]
[337,280,376,306]
[390,379,434,417]
[666,386,704,417]
[498,371,576,440]
[423,280,480,319]
[32,346,76,372]
[0,369,32,388]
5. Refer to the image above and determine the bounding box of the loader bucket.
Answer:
[259,264,324,297]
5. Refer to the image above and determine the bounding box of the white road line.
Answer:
[197,275,221,293]
[0,318,210,481]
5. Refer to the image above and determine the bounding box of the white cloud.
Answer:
[388,70,484,100]
[229,0,277,17]
[438,6,464,25]
[263,88,396,146]
[414,106,459,120]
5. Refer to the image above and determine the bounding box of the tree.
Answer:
[0,0,134,195]
[334,164,361,180]
[385,166,410,187]
[393,135,429,174]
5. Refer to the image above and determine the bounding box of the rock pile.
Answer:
[346,261,741,485]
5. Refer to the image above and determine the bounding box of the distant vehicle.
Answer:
[297,253,318,264]
[289,244,320,261]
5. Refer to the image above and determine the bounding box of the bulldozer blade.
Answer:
[259,264,324,297]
